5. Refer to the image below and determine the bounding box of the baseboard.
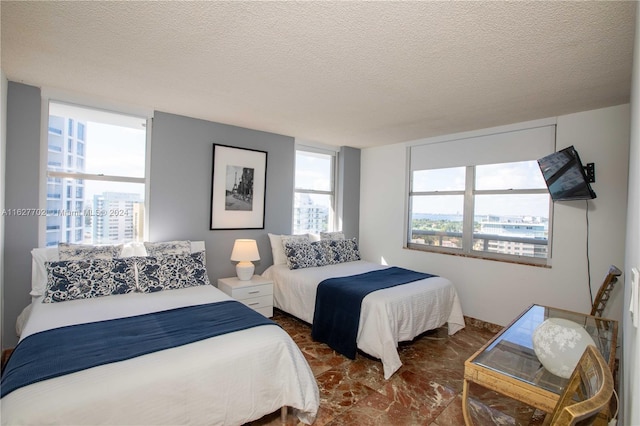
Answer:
[463,316,504,334]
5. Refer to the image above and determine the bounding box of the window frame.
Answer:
[293,145,339,234]
[407,163,553,266]
[39,96,152,247]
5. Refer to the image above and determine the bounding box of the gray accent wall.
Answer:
[338,146,360,240]
[149,111,295,283]
[3,82,41,348]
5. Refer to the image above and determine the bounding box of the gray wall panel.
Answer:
[339,146,360,240]
[149,111,295,281]
[3,82,41,348]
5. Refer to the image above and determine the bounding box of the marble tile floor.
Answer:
[250,310,547,426]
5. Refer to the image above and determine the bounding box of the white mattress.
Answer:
[2,285,319,425]
[263,261,466,379]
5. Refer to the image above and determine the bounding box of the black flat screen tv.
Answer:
[537,146,596,201]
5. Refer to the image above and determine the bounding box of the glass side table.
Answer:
[462,304,617,425]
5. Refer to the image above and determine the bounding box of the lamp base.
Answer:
[236,261,255,281]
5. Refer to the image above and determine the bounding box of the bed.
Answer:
[264,233,466,380]
[1,241,319,426]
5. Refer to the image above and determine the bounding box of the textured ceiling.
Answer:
[1,1,636,148]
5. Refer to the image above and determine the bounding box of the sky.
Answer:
[82,121,146,201]
[412,161,550,218]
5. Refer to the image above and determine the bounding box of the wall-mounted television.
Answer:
[537,146,596,201]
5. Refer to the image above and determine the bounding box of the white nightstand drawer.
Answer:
[240,295,272,310]
[231,284,273,300]
[254,305,273,318]
[217,276,274,318]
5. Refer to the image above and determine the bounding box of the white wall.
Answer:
[360,104,630,329]
[622,7,640,426]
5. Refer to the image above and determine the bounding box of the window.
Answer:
[44,101,148,246]
[409,161,550,263]
[293,148,336,234]
[407,123,556,265]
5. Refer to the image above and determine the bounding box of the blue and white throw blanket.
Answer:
[311,267,436,359]
[1,300,273,398]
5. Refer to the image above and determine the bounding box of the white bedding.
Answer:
[263,260,465,379]
[2,285,319,425]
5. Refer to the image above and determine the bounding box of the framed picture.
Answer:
[210,144,267,230]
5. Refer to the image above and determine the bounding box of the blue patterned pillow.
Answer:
[320,231,345,240]
[143,240,191,257]
[284,241,329,270]
[42,258,136,303]
[136,251,210,293]
[324,238,361,264]
[58,243,123,260]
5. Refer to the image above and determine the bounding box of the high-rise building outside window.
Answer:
[45,101,148,246]
[293,148,336,235]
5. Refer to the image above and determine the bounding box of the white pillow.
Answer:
[31,247,60,297]
[320,231,345,240]
[268,233,310,265]
[144,240,191,257]
[120,242,148,258]
[58,243,123,260]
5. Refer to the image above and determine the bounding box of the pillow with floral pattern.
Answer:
[136,251,210,293]
[58,243,123,261]
[42,258,136,303]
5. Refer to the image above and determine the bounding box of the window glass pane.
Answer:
[295,151,332,191]
[473,194,549,258]
[474,193,550,219]
[413,167,465,192]
[294,193,332,234]
[475,161,546,190]
[46,102,147,246]
[48,102,146,178]
[45,179,145,246]
[409,195,464,249]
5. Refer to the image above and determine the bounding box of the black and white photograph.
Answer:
[225,166,254,211]
[210,144,267,229]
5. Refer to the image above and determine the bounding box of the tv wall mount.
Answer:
[584,163,595,183]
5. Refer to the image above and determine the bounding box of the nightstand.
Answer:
[217,275,274,318]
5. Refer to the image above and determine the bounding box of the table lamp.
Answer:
[531,317,596,378]
[231,239,260,281]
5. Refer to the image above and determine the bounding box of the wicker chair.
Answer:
[590,265,622,318]
[543,345,614,426]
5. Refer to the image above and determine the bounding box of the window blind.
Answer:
[410,124,556,171]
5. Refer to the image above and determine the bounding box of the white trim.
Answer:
[38,98,50,247]
[47,171,145,184]
[144,117,152,243]
[294,140,340,155]
[41,87,153,120]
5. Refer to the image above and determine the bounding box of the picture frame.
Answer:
[210,144,267,230]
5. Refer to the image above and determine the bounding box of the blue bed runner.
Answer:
[311,267,436,359]
[1,300,273,398]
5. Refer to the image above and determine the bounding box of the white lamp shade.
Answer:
[231,239,260,281]
[531,318,597,378]
[230,239,260,262]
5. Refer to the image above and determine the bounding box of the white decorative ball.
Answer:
[531,318,596,379]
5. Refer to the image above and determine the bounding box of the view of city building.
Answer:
[293,193,330,235]
[46,114,87,246]
[47,110,145,246]
[92,192,144,244]
[410,213,549,258]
